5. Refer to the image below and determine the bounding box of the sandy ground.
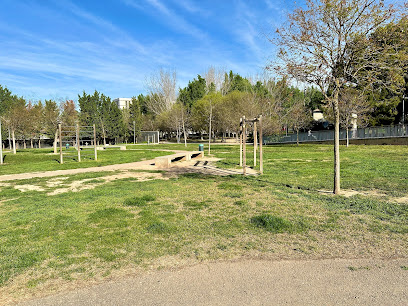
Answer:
[19,258,408,306]
[0,153,255,183]
[0,153,259,197]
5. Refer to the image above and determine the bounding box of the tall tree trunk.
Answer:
[346,127,349,147]
[38,139,41,149]
[182,120,187,147]
[102,126,106,146]
[333,98,341,195]
[8,129,11,149]
[23,140,26,149]
[53,129,58,153]
[30,138,33,149]
[12,129,16,154]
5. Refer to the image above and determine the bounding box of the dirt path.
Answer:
[19,258,408,305]
[0,159,156,182]
[0,153,255,182]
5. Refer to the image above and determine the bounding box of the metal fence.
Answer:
[264,124,408,144]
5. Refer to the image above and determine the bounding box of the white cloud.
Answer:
[171,0,211,16]
[0,0,281,100]
[123,0,208,40]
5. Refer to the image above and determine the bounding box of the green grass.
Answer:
[250,215,310,233]
[0,143,407,300]
[124,195,156,207]
[213,144,408,194]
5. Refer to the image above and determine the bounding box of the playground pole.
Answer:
[254,120,257,167]
[243,116,246,175]
[259,115,263,175]
[239,118,243,167]
[93,124,97,161]
[59,124,63,164]
[76,124,81,162]
[133,120,136,144]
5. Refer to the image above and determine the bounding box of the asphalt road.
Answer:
[20,258,408,306]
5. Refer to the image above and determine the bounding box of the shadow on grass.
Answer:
[250,214,310,234]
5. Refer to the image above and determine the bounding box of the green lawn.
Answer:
[0,144,407,302]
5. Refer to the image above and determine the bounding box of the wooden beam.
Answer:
[243,116,246,175]
[254,121,257,167]
[259,115,263,175]
[76,123,81,162]
[239,117,243,167]
[59,124,63,164]
[93,124,98,161]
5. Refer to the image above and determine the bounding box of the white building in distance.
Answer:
[312,109,324,121]
[113,98,131,109]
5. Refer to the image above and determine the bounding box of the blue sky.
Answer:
[0,0,297,102]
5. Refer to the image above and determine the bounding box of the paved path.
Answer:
[20,259,408,305]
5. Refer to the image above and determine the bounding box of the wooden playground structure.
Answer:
[58,124,97,164]
[239,115,263,175]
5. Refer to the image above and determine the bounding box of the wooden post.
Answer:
[254,120,257,167]
[93,124,97,161]
[0,119,3,165]
[133,120,136,144]
[259,115,263,175]
[76,124,81,162]
[243,116,246,175]
[208,107,212,155]
[239,118,243,167]
[59,124,63,164]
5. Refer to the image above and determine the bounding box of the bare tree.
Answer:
[43,100,60,153]
[158,102,189,146]
[204,66,225,93]
[272,0,400,194]
[191,93,223,154]
[26,101,44,148]
[145,68,177,115]
[4,97,26,154]
[325,87,372,147]
[288,99,312,145]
